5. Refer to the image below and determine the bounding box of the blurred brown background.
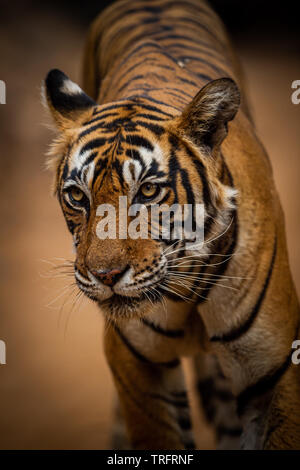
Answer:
[0,0,299,449]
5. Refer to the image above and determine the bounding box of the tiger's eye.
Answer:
[70,187,84,202]
[140,183,157,198]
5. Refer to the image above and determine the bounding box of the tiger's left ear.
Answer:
[43,69,96,130]
[178,78,240,152]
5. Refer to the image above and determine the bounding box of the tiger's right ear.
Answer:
[43,69,96,130]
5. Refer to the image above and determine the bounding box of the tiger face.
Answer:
[44,69,240,318]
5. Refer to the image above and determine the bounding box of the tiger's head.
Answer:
[43,69,240,318]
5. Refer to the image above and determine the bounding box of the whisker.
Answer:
[167,270,250,280]
[169,252,235,264]
[162,239,182,256]
[203,217,234,246]
[170,254,235,269]
[167,278,207,301]
[160,283,193,302]
[63,289,85,339]
[45,282,77,309]
[147,285,168,317]
[168,274,239,292]
[57,285,79,330]
[163,217,234,258]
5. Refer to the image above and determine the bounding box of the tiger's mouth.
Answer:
[75,268,164,316]
[98,290,165,318]
[99,293,152,316]
[73,260,168,315]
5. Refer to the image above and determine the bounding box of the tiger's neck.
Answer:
[92,0,240,107]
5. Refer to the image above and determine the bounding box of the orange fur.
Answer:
[45,0,300,449]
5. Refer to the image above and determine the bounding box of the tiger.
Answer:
[43,0,300,450]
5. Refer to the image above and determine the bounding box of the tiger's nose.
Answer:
[91,267,127,286]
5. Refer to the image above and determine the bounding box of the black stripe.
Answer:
[149,393,189,408]
[216,425,242,438]
[135,120,165,136]
[211,236,277,342]
[178,416,192,430]
[198,377,235,402]
[177,76,201,88]
[168,42,226,62]
[134,113,167,121]
[65,218,77,234]
[109,24,172,62]
[131,94,181,112]
[83,112,119,126]
[154,33,216,52]
[115,58,174,86]
[161,14,225,47]
[108,6,162,27]
[197,201,238,303]
[80,151,98,170]
[214,388,235,402]
[163,87,194,99]
[133,102,174,117]
[93,102,134,116]
[162,0,212,18]
[109,364,181,434]
[92,157,108,188]
[162,90,189,105]
[197,378,216,422]
[146,72,169,83]
[119,41,165,68]
[184,441,196,450]
[96,116,128,130]
[112,158,126,189]
[116,59,154,84]
[181,141,214,215]
[80,138,106,154]
[125,149,146,175]
[128,85,187,101]
[125,134,154,151]
[171,390,188,399]
[141,318,184,338]
[117,74,145,94]
[57,156,69,196]
[79,126,105,141]
[196,72,216,83]
[114,325,180,368]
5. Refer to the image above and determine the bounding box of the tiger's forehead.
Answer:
[63,119,169,193]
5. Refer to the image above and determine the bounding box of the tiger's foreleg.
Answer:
[192,352,242,449]
[238,359,300,450]
[104,323,195,450]
[210,327,300,449]
[111,389,131,450]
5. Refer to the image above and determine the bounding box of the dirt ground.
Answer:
[0,7,299,449]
